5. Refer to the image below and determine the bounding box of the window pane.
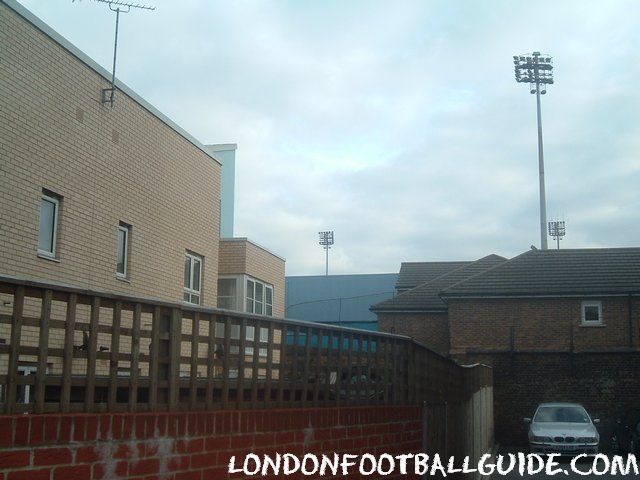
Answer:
[246,326,255,341]
[246,280,254,299]
[215,322,224,338]
[190,294,200,305]
[116,228,126,275]
[266,305,273,316]
[255,283,263,302]
[192,258,201,292]
[218,279,236,297]
[584,306,600,322]
[231,324,241,339]
[265,287,273,305]
[38,198,56,253]
[259,327,268,342]
[184,257,191,289]
[246,298,253,313]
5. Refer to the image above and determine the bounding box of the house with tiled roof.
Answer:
[372,254,505,354]
[372,247,640,445]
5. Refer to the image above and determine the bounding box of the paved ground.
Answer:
[496,447,633,479]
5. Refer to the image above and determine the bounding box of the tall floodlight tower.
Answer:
[318,231,334,276]
[513,52,554,250]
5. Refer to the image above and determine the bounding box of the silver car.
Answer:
[525,403,600,455]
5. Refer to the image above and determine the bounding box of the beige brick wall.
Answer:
[218,239,286,317]
[0,4,221,308]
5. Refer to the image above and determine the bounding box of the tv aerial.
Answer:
[76,0,156,107]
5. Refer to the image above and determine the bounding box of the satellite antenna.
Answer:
[85,0,156,107]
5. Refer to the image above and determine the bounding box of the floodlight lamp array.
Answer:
[513,52,554,94]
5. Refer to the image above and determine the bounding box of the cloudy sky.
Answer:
[18,0,640,275]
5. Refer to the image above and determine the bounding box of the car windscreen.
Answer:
[534,406,590,423]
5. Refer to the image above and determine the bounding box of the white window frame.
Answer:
[184,252,203,305]
[38,192,59,258]
[116,224,129,278]
[245,276,274,316]
[581,300,603,325]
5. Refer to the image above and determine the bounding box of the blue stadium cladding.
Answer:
[284,273,398,331]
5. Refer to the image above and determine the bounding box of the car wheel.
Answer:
[611,434,620,454]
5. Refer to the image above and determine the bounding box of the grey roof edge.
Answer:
[205,144,238,152]
[395,260,472,287]
[371,254,505,312]
[441,291,640,299]
[3,0,222,167]
[219,237,286,262]
[286,273,397,279]
[439,249,532,299]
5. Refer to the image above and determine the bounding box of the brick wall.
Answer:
[448,297,640,355]
[0,1,221,307]
[458,352,640,446]
[378,312,449,355]
[0,406,422,480]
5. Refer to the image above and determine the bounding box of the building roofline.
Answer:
[3,0,222,167]
[219,237,286,262]
[205,144,238,152]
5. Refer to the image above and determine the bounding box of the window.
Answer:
[245,278,274,316]
[116,223,130,278]
[38,191,60,258]
[581,301,602,325]
[184,252,202,305]
[217,278,237,310]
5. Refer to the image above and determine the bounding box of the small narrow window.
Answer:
[265,286,273,316]
[581,301,603,325]
[246,279,255,313]
[116,223,130,278]
[38,191,60,258]
[183,252,202,305]
[255,282,264,315]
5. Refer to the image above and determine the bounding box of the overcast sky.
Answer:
[18,0,640,275]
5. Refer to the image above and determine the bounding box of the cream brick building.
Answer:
[0,0,285,390]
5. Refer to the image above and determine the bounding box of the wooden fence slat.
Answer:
[168,307,181,410]
[189,312,200,410]
[205,314,215,410]
[221,317,231,408]
[323,331,333,404]
[35,289,52,413]
[6,285,25,414]
[301,326,312,404]
[236,318,247,408]
[265,323,274,406]
[336,331,345,407]
[129,303,142,411]
[84,297,100,412]
[289,326,300,407]
[313,328,322,405]
[250,322,260,408]
[148,306,161,410]
[60,293,77,413]
[108,301,122,411]
[276,325,287,407]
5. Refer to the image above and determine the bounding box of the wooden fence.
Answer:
[0,275,491,414]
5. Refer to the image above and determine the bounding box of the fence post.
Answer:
[168,307,181,410]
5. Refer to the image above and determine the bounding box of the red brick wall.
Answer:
[378,312,450,355]
[448,297,640,355]
[0,406,422,480]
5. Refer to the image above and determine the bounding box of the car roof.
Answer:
[536,402,585,408]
